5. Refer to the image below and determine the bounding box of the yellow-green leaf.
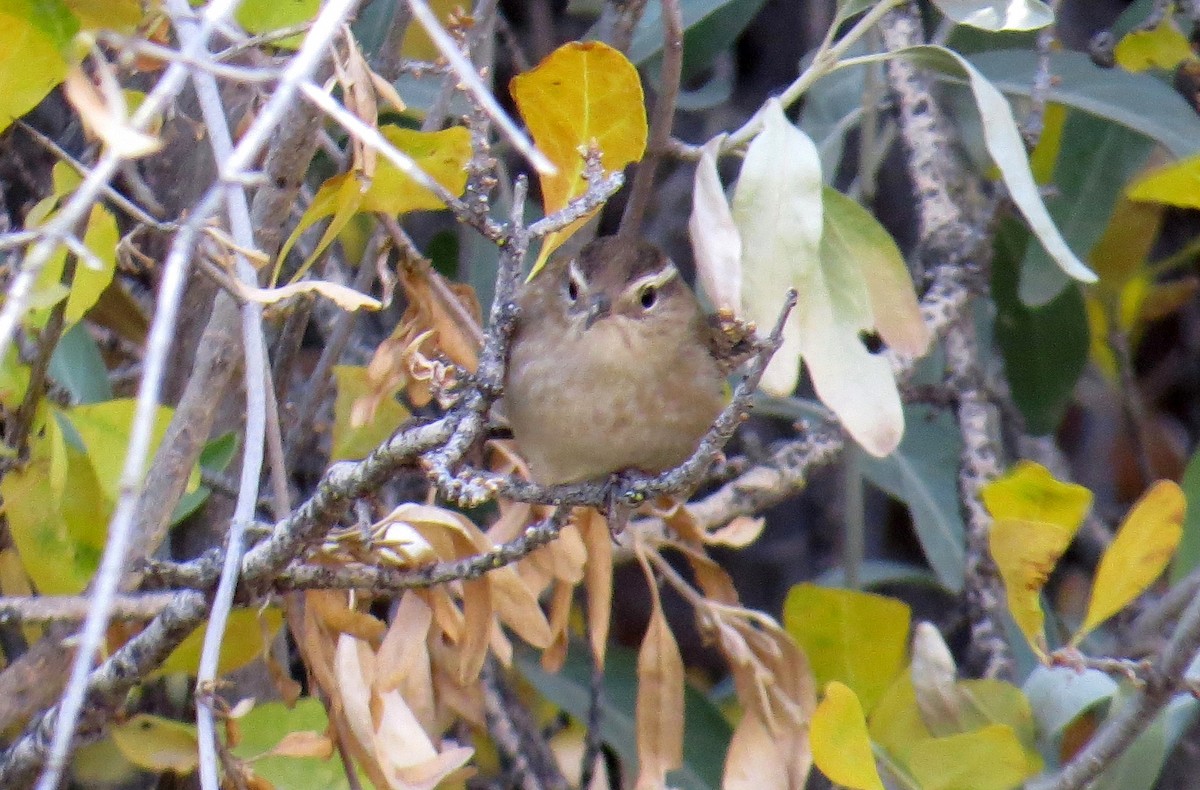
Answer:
[0,345,31,410]
[510,41,647,275]
[399,0,458,60]
[231,698,365,790]
[868,672,931,758]
[983,462,1092,658]
[28,202,118,329]
[64,0,142,32]
[1075,480,1184,642]
[110,714,199,775]
[783,584,910,713]
[234,0,319,50]
[331,365,410,462]
[1127,153,1200,210]
[157,607,284,676]
[1114,17,1195,72]
[275,125,470,279]
[811,681,884,790]
[66,399,195,503]
[0,0,77,135]
[902,724,1032,790]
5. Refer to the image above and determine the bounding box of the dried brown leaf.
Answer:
[488,566,553,648]
[633,549,684,789]
[541,580,575,673]
[377,593,434,693]
[270,730,335,760]
[581,509,613,668]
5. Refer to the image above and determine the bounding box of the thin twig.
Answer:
[406,0,556,176]
[619,0,682,238]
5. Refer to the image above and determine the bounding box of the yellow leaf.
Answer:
[275,125,470,279]
[1114,17,1195,72]
[983,462,1091,658]
[901,724,1032,790]
[1128,153,1200,210]
[783,583,910,713]
[510,41,647,275]
[331,365,410,462]
[810,681,884,790]
[0,0,75,136]
[634,555,683,789]
[980,461,1093,526]
[110,714,199,775]
[989,518,1076,659]
[1075,480,1185,642]
[156,607,284,676]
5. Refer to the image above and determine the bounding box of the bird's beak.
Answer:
[584,294,611,330]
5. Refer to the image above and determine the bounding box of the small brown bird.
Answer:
[505,236,727,486]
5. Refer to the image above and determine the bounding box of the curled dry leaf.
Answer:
[63,66,161,158]
[269,730,335,760]
[228,278,383,312]
[336,633,475,790]
[633,548,684,790]
[713,609,815,789]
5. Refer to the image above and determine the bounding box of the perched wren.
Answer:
[505,236,727,486]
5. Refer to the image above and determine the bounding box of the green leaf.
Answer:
[1092,687,1170,790]
[783,584,911,713]
[0,0,77,135]
[1017,110,1154,306]
[0,344,32,410]
[1022,665,1116,738]
[992,220,1089,434]
[49,322,113,404]
[839,46,1097,288]
[931,0,1052,31]
[1172,448,1200,583]
[859,405,966,592]
[515,642,730,790]
[231,698,363,790]
[622,0,770,79]
[967,49,1200,158]
[110,714,199,775]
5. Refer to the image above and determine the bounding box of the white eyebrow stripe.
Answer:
[626,264,678,295]
[568,259,589,290]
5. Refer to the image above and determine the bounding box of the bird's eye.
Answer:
[566,278,579,302]
[639,286,657,309]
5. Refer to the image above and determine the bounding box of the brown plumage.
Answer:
[505,237,726,485]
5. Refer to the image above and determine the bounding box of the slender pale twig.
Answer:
[405,0,556,175]
[34,0,362,785]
